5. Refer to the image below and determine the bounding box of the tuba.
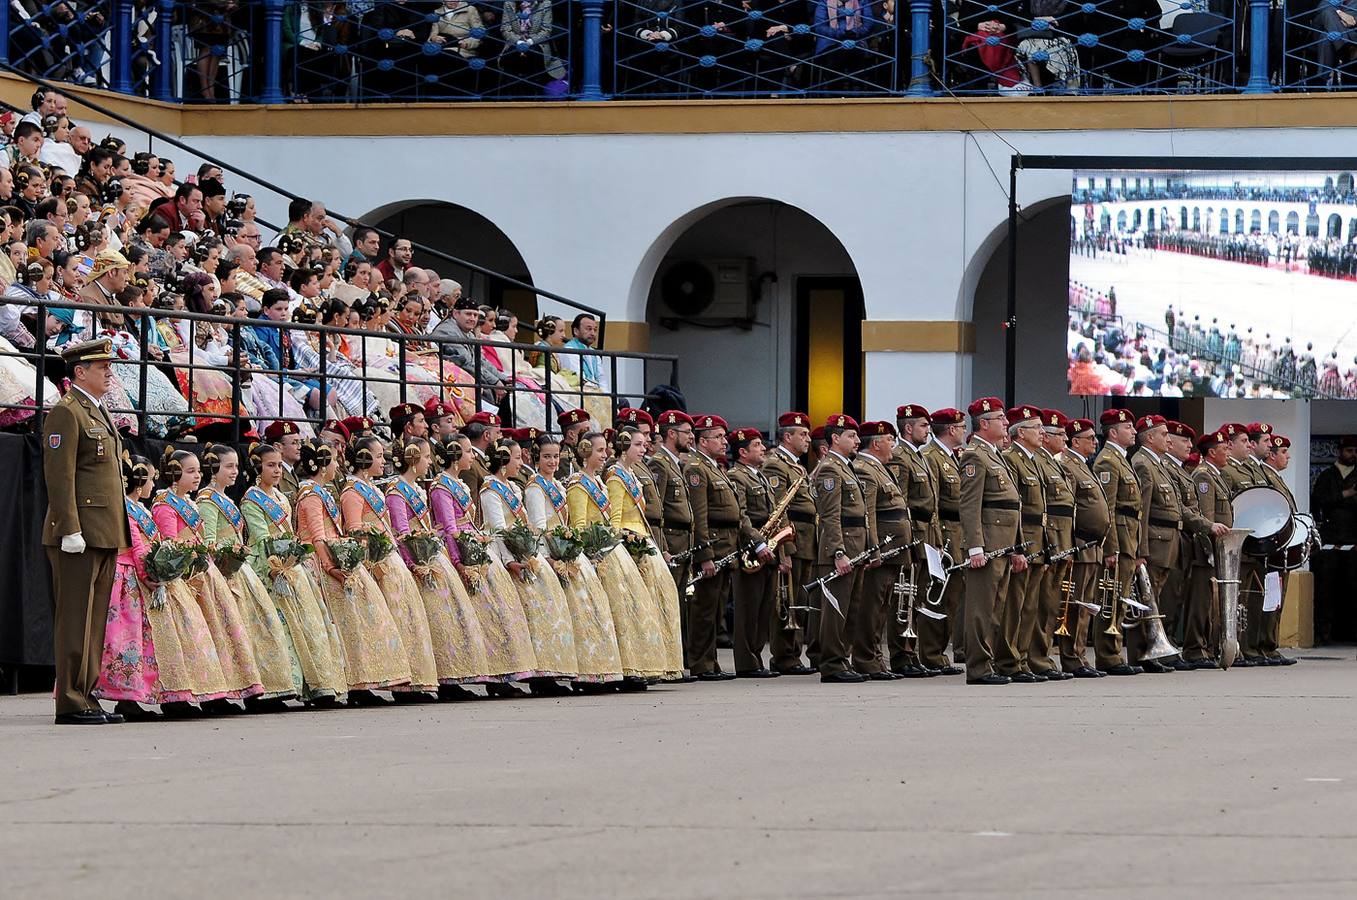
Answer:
[1212,527,1251,670]
[739,472,805,572]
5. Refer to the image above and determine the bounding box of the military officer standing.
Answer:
[1092,408,1143,676]
[995,405,1047,683]
[1258,435,1299,666]
[1219,422,1269,665]
[557,408,592,480]
[958,398,1024,686]
[1057,417,1110,678]
[1160,420,1201,666]
[812,415,869,684]
[265,420,304,501]
[463,411,502,522]
[510,426,542,491]
[762,412,818,675]
[649,410,697,674]
[726,427,782,677]
[889,405,945,677]
[1184,430,1234,667]
[1031,410,1075,680]
[43,338,132,725]
[850,421,911,679]
[923,408,968,667]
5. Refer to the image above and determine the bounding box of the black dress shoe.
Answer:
[673,674,700,683]
[1232,657,1258,668]
[102,709,126,724]
[736,668,780,678]
[696,671,735,681]
[1009,672,1042,683]
[920,666,942,677]
[820,671,868,683]
[1168,657,1193,671]
[1140,660,1174,674]
[892,665,933,679]
[1101,664,1140,676]
[1273,655,1298,666]
[935,665,965,676]
[54,709,110,725]
[1036,669,1075,680]
[1071,666,1102,679]
[867,671,898,681]
[617,677,650,692]
[1186,657,1218,670]
[202,698,243,715]
[776,665,818,676]
[967,674,1011,686]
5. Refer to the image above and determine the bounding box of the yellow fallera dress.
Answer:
[607,464,685,679]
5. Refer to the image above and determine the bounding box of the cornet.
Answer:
[895,562,946,638]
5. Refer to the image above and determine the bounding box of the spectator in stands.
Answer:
[74,147,114,202]
[7,121,44,169]
[39,115,82,176]
[812,0,881,92]
[1012,0,1080,92]
[26,219,62,262]
[20,88,65,127]
[499,0,568,94]
[0,168,12,204]
[123,153,170,211]
[82,249,131,306]
[257,246,294,298]
[349,226,382,268]
[959,17,1027,94]
[377,236,413,283]
[146,182,204,232]
[362,0,427,99]
[1313,0,1357,82]
[68,125,92,159]
[559,312,608,391]
[200,179,228,235]
[427,0,487,95]
[294,2,357,101]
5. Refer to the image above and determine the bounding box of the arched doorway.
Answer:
[639,199,861,426]
[1251,210,1262,232]
[1235,210,1245,233]
[1329,214,1344,238]
[1269,211,1280,233]
[1287,211,1300,234]
[361,199,536,319]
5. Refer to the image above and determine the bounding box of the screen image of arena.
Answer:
[1067,168,1357,400]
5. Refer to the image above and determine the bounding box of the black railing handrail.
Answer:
[0,62,609,337]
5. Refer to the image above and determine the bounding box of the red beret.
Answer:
[896,404,929,421]
[825,413,859,431]
[319,418,350,440]
[614,407,655,428]
[777,411,811,429]
[656,409,694,428]
[466,411,501,427]
[1166,420,1195,441]
[1198,431,1228,452]
[340,416,375,438]
[929,408,965,426]
[1135,414,1167,433]
[423,398,456,421]
[602,427,616,444]
[860,420,897,438]
[728,427,763,444]
[1065,417,1095,438]
[513,426,542,443]
[1246,422,1273,439]
[1268,435,1291,450]
[1220,422,1248,437]
[1007,405,1040,424]
[1185,452,1201,467]
[1100,408,1134,428]
[967,397,1003,417]
[810,426,825,440]
[557,408,589,427]
[1042,409,1070,430]
[389,402,422,423]
[692,414,729,432]
[263,420,300,441]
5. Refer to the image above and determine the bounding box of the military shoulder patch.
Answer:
[1099,471,1110,484]
[767,475,779,488]
[822,477,836,492]
[48,434,61,450]
[1198,481,1209,493]
[963,463,976,478]
[688,473,702,487]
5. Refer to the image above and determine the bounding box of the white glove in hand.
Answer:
[60,533,87,554]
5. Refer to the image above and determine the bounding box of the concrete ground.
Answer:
[3,649,1356,900]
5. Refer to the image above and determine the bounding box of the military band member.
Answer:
[423,398,460,441]
[43,338,133,725]
[1258,435,1299,666]
[1092,408,1143,676]
[685,414,749,680]
[1184,430,1233,667]
[1031,410,1075,680]
[923,408,968,667]
[463,411,502,523]
[1129,415,1224,672]
[1057,417,1110,678]
[649,410,697,675]
[508,427,542,491]
[727,428,785,677]
[762,412,818,675]
[390,401,428,441]
[889,405,941,677]
[994,405,1047,683]
[264,419,304,502]
[557,408,592,480]
[959,397,1024,686]
[812,415,869,684]
[318,418,353,498]
[1160,420,1200,667]
[850,421,911,679]
[1218,422,1269,666]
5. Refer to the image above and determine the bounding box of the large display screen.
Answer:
[1067,168,1357,399]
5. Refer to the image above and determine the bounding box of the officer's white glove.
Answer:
[60,533,87,554]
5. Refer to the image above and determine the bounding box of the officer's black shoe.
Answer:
[935,665,965,676]
[866,671,897,681]
[1101,664,1140,676]
[1273,655,1298,666]
[1168,657,1193,671]
[736,668,780,678]
[1035,669,1074,680]
[696,671,735,682]
[967,674,1011,686]
[1071,666,1103,678]
[820,671,868,684]
[1236,656,1264,668]
[1186,657,1218,670]
[54,709,110,725]
[892,665,932,678]
[776,665,817,676]
[672,673,700,683]
[1009,672,1043,683]
[1140,660,1175,674]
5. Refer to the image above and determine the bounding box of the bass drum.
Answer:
[1268,512,1315,571]
[1231,486,1293,557]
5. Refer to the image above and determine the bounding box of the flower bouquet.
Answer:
[576,522,619,563]
[401,530,445,587]
[186,543,213,578]
[619,529,656,561]
[326,537,368,576]
[351,525,395,563]
[260,536,314,573]
[454,531,491,590]
[496,522,542,581]
[210,541,250,578]
[544,525,584,579]
[143,539,196,609]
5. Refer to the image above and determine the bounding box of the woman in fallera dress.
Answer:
[481,438,580,695]
[386,436,490,699]
[342,435,440,701]
[198,444,303,709]
[153,448,264,712]
[294,439,412,706]
[428,434,536,697]
[240,442,347,706]
[523,432,623,689]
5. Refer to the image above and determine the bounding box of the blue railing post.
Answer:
[262,0,286,104]
[905,0,934,96]
[1243,0,1273,93]
[579,0,605,100]
[154,0,174,100]
[0,0,10,66]
[112,0,133,94]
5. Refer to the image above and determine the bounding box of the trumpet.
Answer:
[776,567,801,632]
[1099,564,1124,635]
[1053,561,1077,637]
[739,471,806,572]
[895,561,946,639]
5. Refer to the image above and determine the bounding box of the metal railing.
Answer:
[4,0,1334,101]
[0,295,678,439]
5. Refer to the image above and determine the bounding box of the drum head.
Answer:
[1285,517,1311,549]
[1232,487,1292,539]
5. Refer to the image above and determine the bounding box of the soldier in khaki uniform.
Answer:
[463,411,503,524]
[1092,408,1143,676]
[265,419,304,502]
[649,410,697,674]
[958,397,1024,686]
[686,414,754,680]
[812,414,869,684]
[1259,434,1299,666]
[1058,417,1110,678]
[1218,422,1270,665]
[889,405,945,677]
[923,408,968,667]
[43,338,133,725]
[727,428,784,677]
[1129,415,1224,672]
[995,404,1047,683]
[1031,409,1076,680]
[762,412,818,675]
[850,421,911,679]
[509,426,542,492]
[1184,430,1234,667]
[1160,420,1202,667]
[557,408,592,481]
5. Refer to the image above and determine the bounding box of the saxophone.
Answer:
[738,471,806,573]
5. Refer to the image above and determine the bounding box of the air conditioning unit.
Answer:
[657,258,753,320]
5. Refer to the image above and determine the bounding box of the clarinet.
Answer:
[943,540,1034,573]
[667,539,713,570]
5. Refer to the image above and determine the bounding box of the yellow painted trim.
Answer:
[603,321,649,353]
[862,321,976,353]
[1280,571,1313,649]
[9,71,1357,138]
